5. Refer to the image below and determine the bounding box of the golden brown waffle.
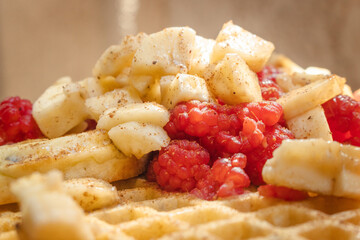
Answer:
[1,177,360,240]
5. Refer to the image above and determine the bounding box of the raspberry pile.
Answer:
[149,98,294,200]
[322,94,360,146]
[0,97,43,145]
[257,66,284,101]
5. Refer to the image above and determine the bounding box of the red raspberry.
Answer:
[245,124,294,185]
[166,100,286,163]
[246,102,283,126]
[0,97,42,145]
[322,95,360,145]
[257,66,284,101]
[211,153,250,198]
[151,140,210,192]
[258,184,309,201]
[164,101,218,139]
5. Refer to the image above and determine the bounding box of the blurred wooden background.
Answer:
[0,0,359,101]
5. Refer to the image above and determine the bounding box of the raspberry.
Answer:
[258,184,309,201]
[257,66,284,101]
[246,102,283,126]
[151,140,210,192]
[245,124,294,185]
[165,100,284,161]
[160,100,292,199]
[211,153,250,198]
[0,97,42,145]
[322,95,360,145]
[164,101,218,139]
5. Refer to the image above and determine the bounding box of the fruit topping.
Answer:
[151,140,210,192]
[0,97,42,145]
[322,94,360,146]
[245,124,294,185]
[150,99,294,199]
[257,66,284,101]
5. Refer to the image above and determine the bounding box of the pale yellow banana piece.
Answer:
[97,102,169,131]
[63,178,119,212]
[189,36,215,77]
[207,53,262,104]
[11,171,94,240]
[262,139,360,199]
[93,33,147,79]
[108,122,170,159]
[85,87,142,120]
[287,106,332,141]
[161,73,211,109]
[33,77,88,138]
[212,21,274,72]
[0,130,147,205]
[277,75,345,120]
[132,27,196,76]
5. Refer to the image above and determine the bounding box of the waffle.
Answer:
[1,177,360,240]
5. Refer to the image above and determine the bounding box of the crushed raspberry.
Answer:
[151,140,210,192]
[258,184,309,201]
[0,97,42,145]
[165,100,284,161]
[257,66,284,101]
[152,100,293,200]
[245,124,294,185]
[211,153,250,198]
[322,95,360,145]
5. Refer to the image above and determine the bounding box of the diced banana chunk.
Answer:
[262,139,360,199]
[212,21,275,72]
[78,77,104,99]
[277,75,345,120]
[287,106,332,141]
[207,53,262,104]
[132,27,196,76]
[11,171,94,240]
[189,36,215,77]
[33,77,88,139]
[108,122,170,159]
[97,102,169,130]
[85,87,142,120]
[161,73,211,109]
[291,67,331,86]
[343,84,354,98]
[62,178,119,212]
[93,33,147,79]
[268,53,304,74]
[141,79,162,103]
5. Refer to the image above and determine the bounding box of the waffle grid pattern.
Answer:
[1,179,360,240]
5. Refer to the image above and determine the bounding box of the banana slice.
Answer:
[33,77,88,139]
[0,130,147,205]
[132,27,196,76]
[286,106,332,141]
[277,75,345,120]
[108,122,170,159]
[97,102,169,131]
[161,73,211,109]
[207,53,262,104]
[85,87,142,120]
[212,21,274,72]
[11,171,94,240]
[262,139,360,199]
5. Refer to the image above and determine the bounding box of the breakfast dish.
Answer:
[0,20,360,239]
